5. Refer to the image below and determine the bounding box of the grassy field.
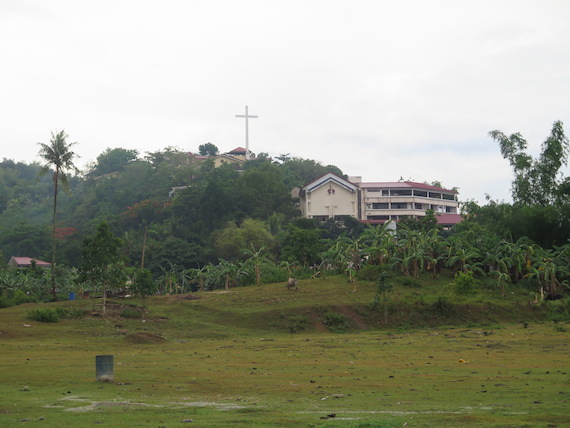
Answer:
[0,275,569,427]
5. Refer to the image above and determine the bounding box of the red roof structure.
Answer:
[8,257,51,268]
[359,181,458,193]
[227,147,247,155]
[360,213,463,227]
[434,213,463,225]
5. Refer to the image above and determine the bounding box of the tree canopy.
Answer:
[198,142,219,156]
[490,120,569,206]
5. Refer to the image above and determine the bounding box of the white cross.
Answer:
[235,105,258,160]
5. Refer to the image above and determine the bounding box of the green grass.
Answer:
[0,274,569,427]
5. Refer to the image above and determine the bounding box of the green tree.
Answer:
[371,270,393,322]
[198,142,219,156]
[187,265,208,291]
[280,225,323,266]
[78,222,126,312]
[359,222,396,265]
[490,121,569,205]
[279,157,344,189]
[395,227,427,279]
[239,162,296,219]
[147,237,207,276]
[130,268,156,316]
[37,130,79,300]
[243,245,269,286]
[212,219,275,262]
[144,146,189,168]
[216,259,244,289]
[399,209,440,233]
[88,147,139,177]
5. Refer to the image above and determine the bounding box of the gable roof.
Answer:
[8,256,51,268]
[215,153,246,164]
[434,213,463,225]
[303,172,358,193]
[227,147,247,155]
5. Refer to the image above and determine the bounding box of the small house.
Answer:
[8,257,51,269]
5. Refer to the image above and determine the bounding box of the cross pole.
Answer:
[235,105,258,160]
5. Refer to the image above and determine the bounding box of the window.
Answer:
[429,192,441,199]
[371,203,389,209]
[391,202,408,209]
[382,189,390,196]
[442,193,455,200]
[367,215,390,220]
[414,190,427,197]
[391,189,412,196]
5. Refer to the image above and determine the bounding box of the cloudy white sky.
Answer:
[1,0,569,204]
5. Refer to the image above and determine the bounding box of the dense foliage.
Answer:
[1,124,569,305]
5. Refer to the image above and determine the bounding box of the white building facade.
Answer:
[299,174,461,226]
[359,181,459,222]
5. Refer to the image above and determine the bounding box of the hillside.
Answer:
[1,275,569,427]
[1,274,555,340]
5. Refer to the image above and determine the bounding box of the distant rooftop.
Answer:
[359,181,457,193]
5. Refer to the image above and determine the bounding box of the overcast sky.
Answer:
[1,0,569,204]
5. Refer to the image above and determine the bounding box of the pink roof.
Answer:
[360,181,458,193]
[9,257,51,267]
[435,213,463,225]
[228,147,247,154]
[360,213,464,226]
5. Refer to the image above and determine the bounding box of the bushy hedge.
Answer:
[27,308,59,322]
[27,306,87,322]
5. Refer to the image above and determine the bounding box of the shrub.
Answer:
[27,308,60,323]
[450,271,477,296]
[371,271,393,310]
[431,295,454,315]
[546,298,570,322]
[517,276,540,291]
[356,264,389,281]
[322,311,351,333]
[401,276,421,288]
[259,263,288,284]
[12,290,37,305]
[120,307,143,319]
[55,306,88,319]
[288,314,309,333]
[0,296,14,309]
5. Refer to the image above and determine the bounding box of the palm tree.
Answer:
[359,222,396,265]
[243,245,269,286]
[530,247,568,295]
[217,259,244,289]
[188,265,208,291]
[424,229,445,279]
[37,130,79,301]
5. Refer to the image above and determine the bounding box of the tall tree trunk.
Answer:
[140,225,148,268]
[50,172,59,301]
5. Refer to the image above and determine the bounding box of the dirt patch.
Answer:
[125,332,167,344]
[336,305,369,330]
[164,293,201,304]
[0,330,16,339]
[53,396,248,413]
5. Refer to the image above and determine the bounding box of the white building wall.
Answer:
[306,182,357,218]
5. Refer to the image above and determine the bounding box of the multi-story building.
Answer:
[298,173,462,227]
